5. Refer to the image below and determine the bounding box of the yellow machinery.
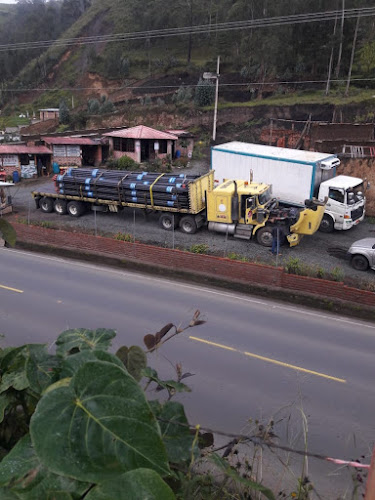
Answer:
[206,179,326,247]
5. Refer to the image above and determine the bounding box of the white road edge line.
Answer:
[2,247,375,330]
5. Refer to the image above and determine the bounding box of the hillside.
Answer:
[2,0,375,132]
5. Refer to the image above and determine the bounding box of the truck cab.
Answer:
[206,179,326,247]
[318,175,366,232]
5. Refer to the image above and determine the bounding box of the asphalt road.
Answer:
[0,248,373,496]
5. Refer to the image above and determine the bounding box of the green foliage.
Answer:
[226,252,249,262]
[330,266,344,282]
[189,243,209,254]
[194,78,215,107]
[172,85,193,104]
[284,257,304,275]
[114,231,134,242]
[0,322,305,498]
[117,155,139,170]
[59,99,70,125]
[0,219,16,247]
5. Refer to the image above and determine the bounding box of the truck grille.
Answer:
[351,206,364,221]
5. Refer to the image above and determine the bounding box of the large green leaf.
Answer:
[116,345,147,381]
[25,347,59,395]
[85,468,175,500]
[0,219,16,248]
[0,434,42,491]
[150,401,196,464]
[0,394,11,423]
[59,350,123,379]
[0,345,48,394]
[30,361,170,483]
[55,329,116,357]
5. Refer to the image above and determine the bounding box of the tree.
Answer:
[59,99,70,125]
[194,78,215,106]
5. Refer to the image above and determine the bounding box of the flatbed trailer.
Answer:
[32,171,215,233]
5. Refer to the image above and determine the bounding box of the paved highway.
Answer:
[0,247,374,496]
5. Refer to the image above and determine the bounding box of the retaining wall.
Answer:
[10,222,375,308]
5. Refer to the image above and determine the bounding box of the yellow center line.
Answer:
[0,284,24,294]
[189,336,346,384]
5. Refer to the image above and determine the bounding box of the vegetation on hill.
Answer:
[1,0,375,121]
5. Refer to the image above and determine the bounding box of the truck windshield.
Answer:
[258,189,272,205]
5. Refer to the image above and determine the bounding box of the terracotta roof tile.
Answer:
[103,125,177,140]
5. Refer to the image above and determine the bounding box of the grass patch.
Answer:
[114,232,134,242]
[189,243,209,254]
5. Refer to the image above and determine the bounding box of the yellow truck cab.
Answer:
[206,179,326,247]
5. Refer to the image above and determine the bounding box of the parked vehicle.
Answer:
[348,238,375,271]
[211,142,367,233]
[32,168,326,247]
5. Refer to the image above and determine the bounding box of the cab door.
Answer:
[245,197,256,225]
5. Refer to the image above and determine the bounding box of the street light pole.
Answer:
[203,55,220,142]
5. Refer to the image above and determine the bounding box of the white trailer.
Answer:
[211,142,366,232]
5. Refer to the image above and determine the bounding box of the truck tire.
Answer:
[159,213,178,231]
[319,214,334,233]
[179,215,197,234]
[351,254,369,271]
[256,226,273,247]
[39,197,54,213]
[67,201,85,217]
[54,199,67,215]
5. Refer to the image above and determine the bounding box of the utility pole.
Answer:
[203,55,220,142]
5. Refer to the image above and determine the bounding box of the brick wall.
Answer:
[10,222,375,308]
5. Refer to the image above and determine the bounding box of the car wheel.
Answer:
[256,226,273,247]
[351,254,369,271]
[39,197,54,213]
[54,199,67,215]
[179,216,197,234]
[319,214,334,233]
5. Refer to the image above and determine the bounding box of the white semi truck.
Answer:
[211,142,366,233]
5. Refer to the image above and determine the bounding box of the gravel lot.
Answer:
[10,163,375,289]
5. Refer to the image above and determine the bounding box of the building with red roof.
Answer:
[0,144,52,180]
[103,125,178,163]
[42,136,106,168]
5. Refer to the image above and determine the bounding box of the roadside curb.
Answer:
[15,237,375,322]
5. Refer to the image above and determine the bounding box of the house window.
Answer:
[159,140,167,154]
[113,138,135,152]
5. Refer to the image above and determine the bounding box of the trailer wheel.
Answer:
[159,213,178,231]
[54,199,67,215]
[256,226,273,247]
[39,197,54,213]
[67,201,85,217]
[319,214,334,233]
[179,215,197,234]
[351,254,369,271]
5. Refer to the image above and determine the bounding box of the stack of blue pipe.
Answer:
[54,168,200,209]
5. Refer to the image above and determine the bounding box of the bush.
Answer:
[284,257,304,275]
[330,266,345,282]
[117,155,139,170]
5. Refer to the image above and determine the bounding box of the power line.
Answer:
[2,77,375,93]
[0,7,374,52]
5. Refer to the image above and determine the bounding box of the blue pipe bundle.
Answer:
[54,168,200,209]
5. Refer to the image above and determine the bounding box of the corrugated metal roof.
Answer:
[0,145,52,154]
[42,137,97,145]
[104,125,177,140]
